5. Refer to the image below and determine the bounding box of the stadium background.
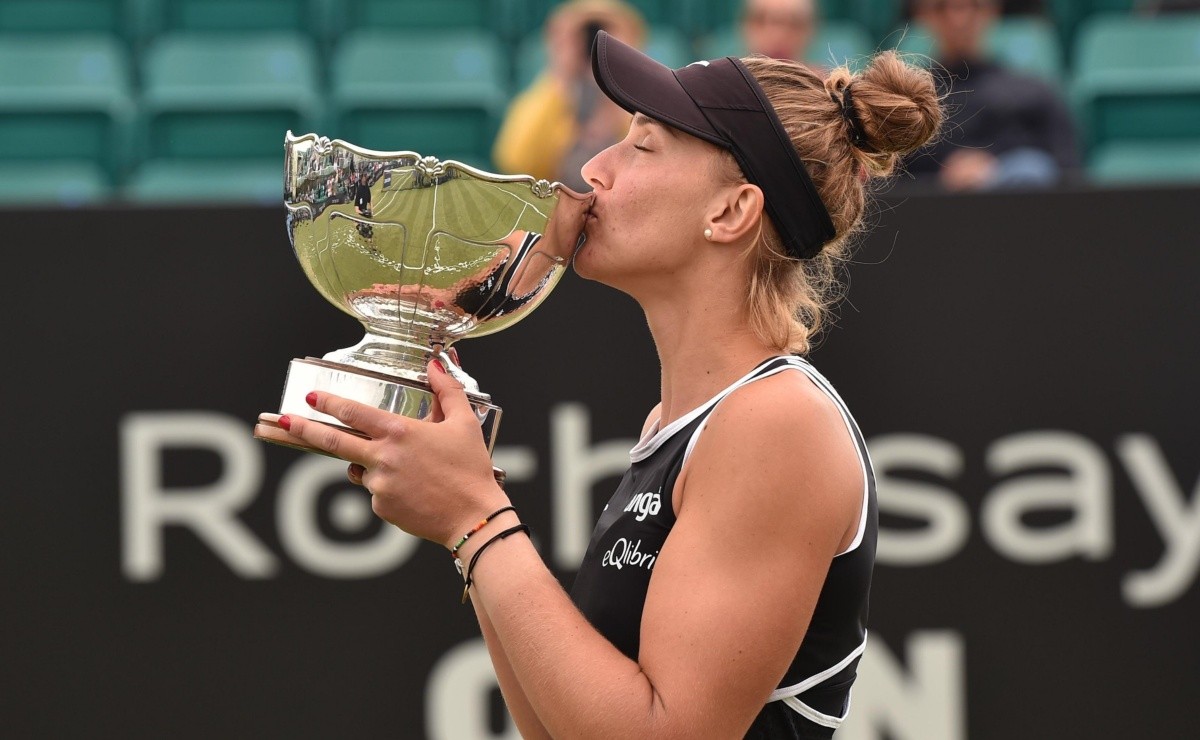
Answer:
[2,1,1197,738]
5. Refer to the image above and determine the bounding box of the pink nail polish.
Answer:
[305,391,318,407]
[278,415,292,431]
[431,359,446,374]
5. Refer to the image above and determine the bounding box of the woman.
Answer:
[276,32,940,739]
[492,0,646,190]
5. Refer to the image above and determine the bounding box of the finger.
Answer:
[427,359,476,422]
[279,414,373,464]
[347,463,365,486]
[306,391,399,439]
[447,346,460,365]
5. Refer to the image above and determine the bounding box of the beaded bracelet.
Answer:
[450,505,516,559]
[461,523,530,604]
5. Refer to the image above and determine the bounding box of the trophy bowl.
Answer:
[255,132,591,472]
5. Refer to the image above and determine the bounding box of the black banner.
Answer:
[3,186,1197,738]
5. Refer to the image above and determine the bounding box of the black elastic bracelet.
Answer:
[460,523,530,604]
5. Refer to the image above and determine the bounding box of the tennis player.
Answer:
[276,32,941,739]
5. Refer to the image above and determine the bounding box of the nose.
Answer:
[580,142,615,192]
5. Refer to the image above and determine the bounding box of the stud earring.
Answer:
[703,228,713,240]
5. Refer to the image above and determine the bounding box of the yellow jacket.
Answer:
[492,74,578,181]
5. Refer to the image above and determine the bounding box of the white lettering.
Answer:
[1117,434,1200,607]
[982,431,1111,563]
[551,403,637,569]
[600,537,657,571]
[426,638,519,740]
[120,412,277,581]
[623,490,662,522]
[276,455,418,577]
[869,435,970,566]
[838,631,967,740]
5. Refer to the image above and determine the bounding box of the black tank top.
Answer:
[570,356,878,738]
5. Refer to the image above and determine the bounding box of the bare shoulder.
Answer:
[680,369,863,535]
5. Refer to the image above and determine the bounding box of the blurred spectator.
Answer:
[904,0,1079,190]
[741,0,818,61]
[492,0,645,190]
[1143,0,1200,11]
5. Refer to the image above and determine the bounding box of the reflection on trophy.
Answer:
[254,132,591,479]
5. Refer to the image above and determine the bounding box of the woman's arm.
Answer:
[471,597,551,740]
[466,398,661,738]
[281,366,861,738]
[454,371,863,738]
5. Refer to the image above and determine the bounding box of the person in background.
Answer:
[905,0,1078,190]
[492,0,645,190]
[741,0,818,61]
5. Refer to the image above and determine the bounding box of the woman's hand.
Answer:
[276,358,510,548]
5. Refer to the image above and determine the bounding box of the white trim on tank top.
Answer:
[781,688,853,729]
[628,358,788,463]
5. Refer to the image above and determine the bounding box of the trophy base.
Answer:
[254,357,505,484]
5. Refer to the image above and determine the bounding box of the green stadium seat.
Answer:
[335,0,528,41]
[888,22,935,60]
[331,30,508,167]
[149,0,323,34]
[129,32,319,201]
[514,29,546,91]
[986,17,1062,82]
[804,19,874,67]
[696,19,873,68]
[0,0,128,35]
[346,0,489,27]
[890,18,1063,81]
[0,162,111,206]
[124,159,283,203]
[645,25,693,66]
[0,34,132,201]
[892,17,1060,80]
[1045,0,1136,50]
[1071,15,1200,150]
[1089,140,1200,185]
[525,0,680,28]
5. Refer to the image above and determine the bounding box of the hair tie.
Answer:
[838,84,875,153]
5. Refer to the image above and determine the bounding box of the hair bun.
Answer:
[825,51,941,173]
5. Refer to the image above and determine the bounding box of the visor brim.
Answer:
[590,31,724,148]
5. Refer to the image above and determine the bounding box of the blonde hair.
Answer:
[718,52,941,354]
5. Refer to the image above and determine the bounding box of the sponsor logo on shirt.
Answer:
[601,537,659,571]
[624,490,661,522]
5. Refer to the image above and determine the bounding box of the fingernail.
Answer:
[278,415,292,431]
[305,391,318,407]
[431,359,446,374]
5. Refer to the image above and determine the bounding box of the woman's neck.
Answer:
[641,286,779,428]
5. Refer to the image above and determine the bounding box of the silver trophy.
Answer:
[255,132,590,478]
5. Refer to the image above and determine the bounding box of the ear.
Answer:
[704,183,764,245]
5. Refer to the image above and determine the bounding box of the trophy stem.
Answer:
[323,330,443,382]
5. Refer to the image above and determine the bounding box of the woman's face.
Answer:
[575,113,727,291]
